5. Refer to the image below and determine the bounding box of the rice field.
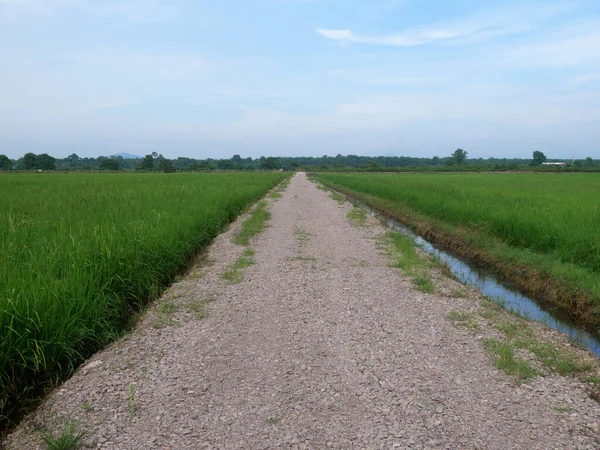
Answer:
[316,173,600,319]
[0,172,285,424]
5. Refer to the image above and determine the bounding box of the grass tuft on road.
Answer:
[387,232,435,294]
[235,201,270,246]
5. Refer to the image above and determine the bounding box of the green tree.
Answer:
[451,149,468,165]
[67,153,80,168]
[139,154,155,170]
[584,157,594,168]
[22,152,38,170]
[157,157,176,173]
[260,156,281,170]
[0,154,12,170]
[36,153,56,170]
[99,158,120,170]
[532,150,547,165]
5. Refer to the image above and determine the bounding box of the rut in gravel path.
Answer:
[6,173,600,449]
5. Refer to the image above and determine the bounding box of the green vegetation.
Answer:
[234,201,271,245]
[485,338,538,380]
[40,420,85,450]
[328,192,346,205]
[316,173,600,323]
[448,311,479,330]
[222,248,256,284]
[385,232,435,294]
[3,150,597,172]
[493,320,591,375]
[186,296,216,320]
[153,299,179,329]
[294,227,312,244]
[0,172,284,427]
[127,384,136,418]
[347,207,367,226]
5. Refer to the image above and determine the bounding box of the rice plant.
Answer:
[0,172,285,428]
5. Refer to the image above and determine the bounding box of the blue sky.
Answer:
[1,0,599,160]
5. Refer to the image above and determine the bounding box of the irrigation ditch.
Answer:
[313,176,600,357]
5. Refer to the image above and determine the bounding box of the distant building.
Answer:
[542,162,566,166]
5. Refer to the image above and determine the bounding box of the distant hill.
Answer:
[112,152,142,159]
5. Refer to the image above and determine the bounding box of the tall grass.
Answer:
[317,173,600,304]
[0,172,284,425]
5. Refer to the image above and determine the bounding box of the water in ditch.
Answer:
[342,194,600,357]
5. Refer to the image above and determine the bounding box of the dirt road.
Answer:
[7,173,600,449]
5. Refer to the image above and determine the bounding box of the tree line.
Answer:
[0,150,597,172]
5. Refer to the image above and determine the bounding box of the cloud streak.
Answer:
[317,3,573,47]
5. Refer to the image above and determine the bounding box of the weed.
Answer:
[347,207,367,226]
[186,296,216,320]
[222,268,243,285]
[351,258,370,267]
[329,192,345,205]
[269,191,282,199]
[492,319,592,375]
[413,275,435,293]
[451,289,468,298]
[82,400,93,412]
[449,310,479,330]
[294,227,312,243]
[286,256,317,263]
[127,384,136,417]
[223,249,255,285]
[552,406,571,413]
[484,338,538,380]
[40,420,85,450]
[385,232,437,293]
[153,299,178,329]
[388,232,419,272]
[587,375,600,386]
[235,201,270,246]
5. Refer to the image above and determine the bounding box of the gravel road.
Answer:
[6,173,600,449]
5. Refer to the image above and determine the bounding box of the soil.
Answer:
[5,173,600,449]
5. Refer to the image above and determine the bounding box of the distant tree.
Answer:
[231,154,242,163]
[431,156,440,166]
[22,152,38,170]
[584,157,594,168]
[451,149,468,165]
[36,153,56,170]
[0,154,12,170]
[99,158,120,170]
[260,156,281,170]
[139,154,155,170]
[532,150,547,165]
[157,157,176,173]
[67,153,80,167]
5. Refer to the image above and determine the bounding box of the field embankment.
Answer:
[315,173,600,328]
[0,172,286,430]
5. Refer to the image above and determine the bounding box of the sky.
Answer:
[1,0,600,160]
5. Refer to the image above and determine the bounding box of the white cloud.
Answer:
[317,2,573,47]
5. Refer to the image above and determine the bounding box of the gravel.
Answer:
[5,173,600,449]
